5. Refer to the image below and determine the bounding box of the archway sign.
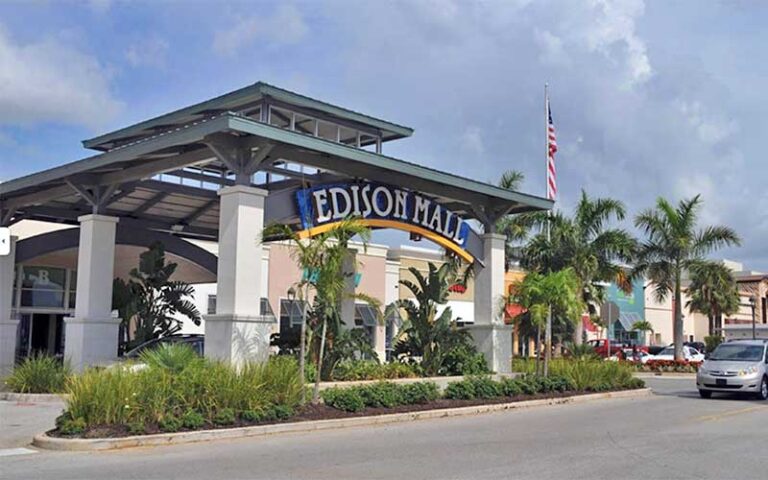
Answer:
[295,182,481,263]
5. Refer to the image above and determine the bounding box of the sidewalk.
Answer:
[0,398,64,449]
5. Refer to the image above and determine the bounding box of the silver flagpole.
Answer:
[544,83,553,378]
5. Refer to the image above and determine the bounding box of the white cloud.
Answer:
[0,26,122,129]
[675,99,738,146]
[535,29,569,66]
[583,0,652,87]
[126,37,169,68]
[213,4,308,56]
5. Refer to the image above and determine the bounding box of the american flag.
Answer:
[547,101,558,201]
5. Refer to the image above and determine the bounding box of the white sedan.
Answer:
[649,345,705,362]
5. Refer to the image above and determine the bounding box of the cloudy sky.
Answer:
[1,0,766,270]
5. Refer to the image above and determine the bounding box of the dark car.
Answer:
[123,334,204,359]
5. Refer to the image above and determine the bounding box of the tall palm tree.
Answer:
[520,190,636,346]
[633,196,741,360]
[686,261,740,337]
[263,218,372,404]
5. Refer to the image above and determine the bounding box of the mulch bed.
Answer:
[48,388,636,440]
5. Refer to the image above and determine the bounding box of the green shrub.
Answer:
[512,359,636,392]
[440,345,491,376]
[500,378,523,396]
[127,421,146,435]
[321,387,366,412]
[624,377,646,390]
[444,379,477,400]
[400,382,439,404]
[62,355,303,431]
[516,375,541,395]
[270,405,294,420]
[381,362,420,379]
[59,417,86,435]
[241,409,263,422]
[181,410,205,430]
[158,416,182,432]
[138,343,201,374]
[359,382,404,408]
[468,376,503,399]
[213,408,236,426]
[6,354,70,393]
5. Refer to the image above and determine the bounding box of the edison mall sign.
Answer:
[295,182,477,262]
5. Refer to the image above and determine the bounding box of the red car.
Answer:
[587,339,648,358]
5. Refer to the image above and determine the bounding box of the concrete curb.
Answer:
[0,392,66,403]
[33,388,651,452]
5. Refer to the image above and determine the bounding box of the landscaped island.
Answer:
[25,347,643,440]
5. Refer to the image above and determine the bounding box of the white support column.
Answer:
[0,236,19,376]
[64,215,121,371]
[205,185,274,366]
[468,233,512,374]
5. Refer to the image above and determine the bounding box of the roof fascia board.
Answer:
[1,116,230,199]
[83,86,264,149]
[227,115,552,211]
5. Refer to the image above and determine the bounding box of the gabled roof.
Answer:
[83,82,414,151]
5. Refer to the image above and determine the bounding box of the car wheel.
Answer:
[757,377,768,401]
[699,390,712,399]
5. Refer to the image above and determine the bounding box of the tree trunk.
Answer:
[674,273,684,361]
[298,298,307,404]
[544,308,552,377]
[535,325,541,376]
[707,314,714,337]
[312,317,328,405]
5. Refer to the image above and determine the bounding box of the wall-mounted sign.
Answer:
[295,182,476,262]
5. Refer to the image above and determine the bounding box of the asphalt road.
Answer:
[1,378,766,480]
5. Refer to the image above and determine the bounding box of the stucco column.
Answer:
[205,185,274,366]
[468,233,512,373]
[64,215,121,371]
[0,236,19,376]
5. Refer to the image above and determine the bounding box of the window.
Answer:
[20,267,67,308]
[207,295,217,315]
[293,113,316,136]
[280,299,306,330]
[354,304,378,328]
[268,106,292,128]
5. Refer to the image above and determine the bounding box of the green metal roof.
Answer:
[2,112,552,222]
[83,82,414,151]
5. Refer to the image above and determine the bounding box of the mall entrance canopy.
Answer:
[0,82,552,373]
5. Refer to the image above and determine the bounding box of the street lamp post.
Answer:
[287,286,307,402]
[749,296,756,341]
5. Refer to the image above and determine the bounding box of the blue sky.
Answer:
[1,0,766,270]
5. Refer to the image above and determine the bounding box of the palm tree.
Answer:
[686,261,740,336]
[263,218,372,404]
[520,190,636,344]
[633,196,741,360]
[393,259,474,376]
[630,320,654,346]
[511,268,584,376]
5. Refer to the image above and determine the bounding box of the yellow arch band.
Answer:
[296,219,475,264]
